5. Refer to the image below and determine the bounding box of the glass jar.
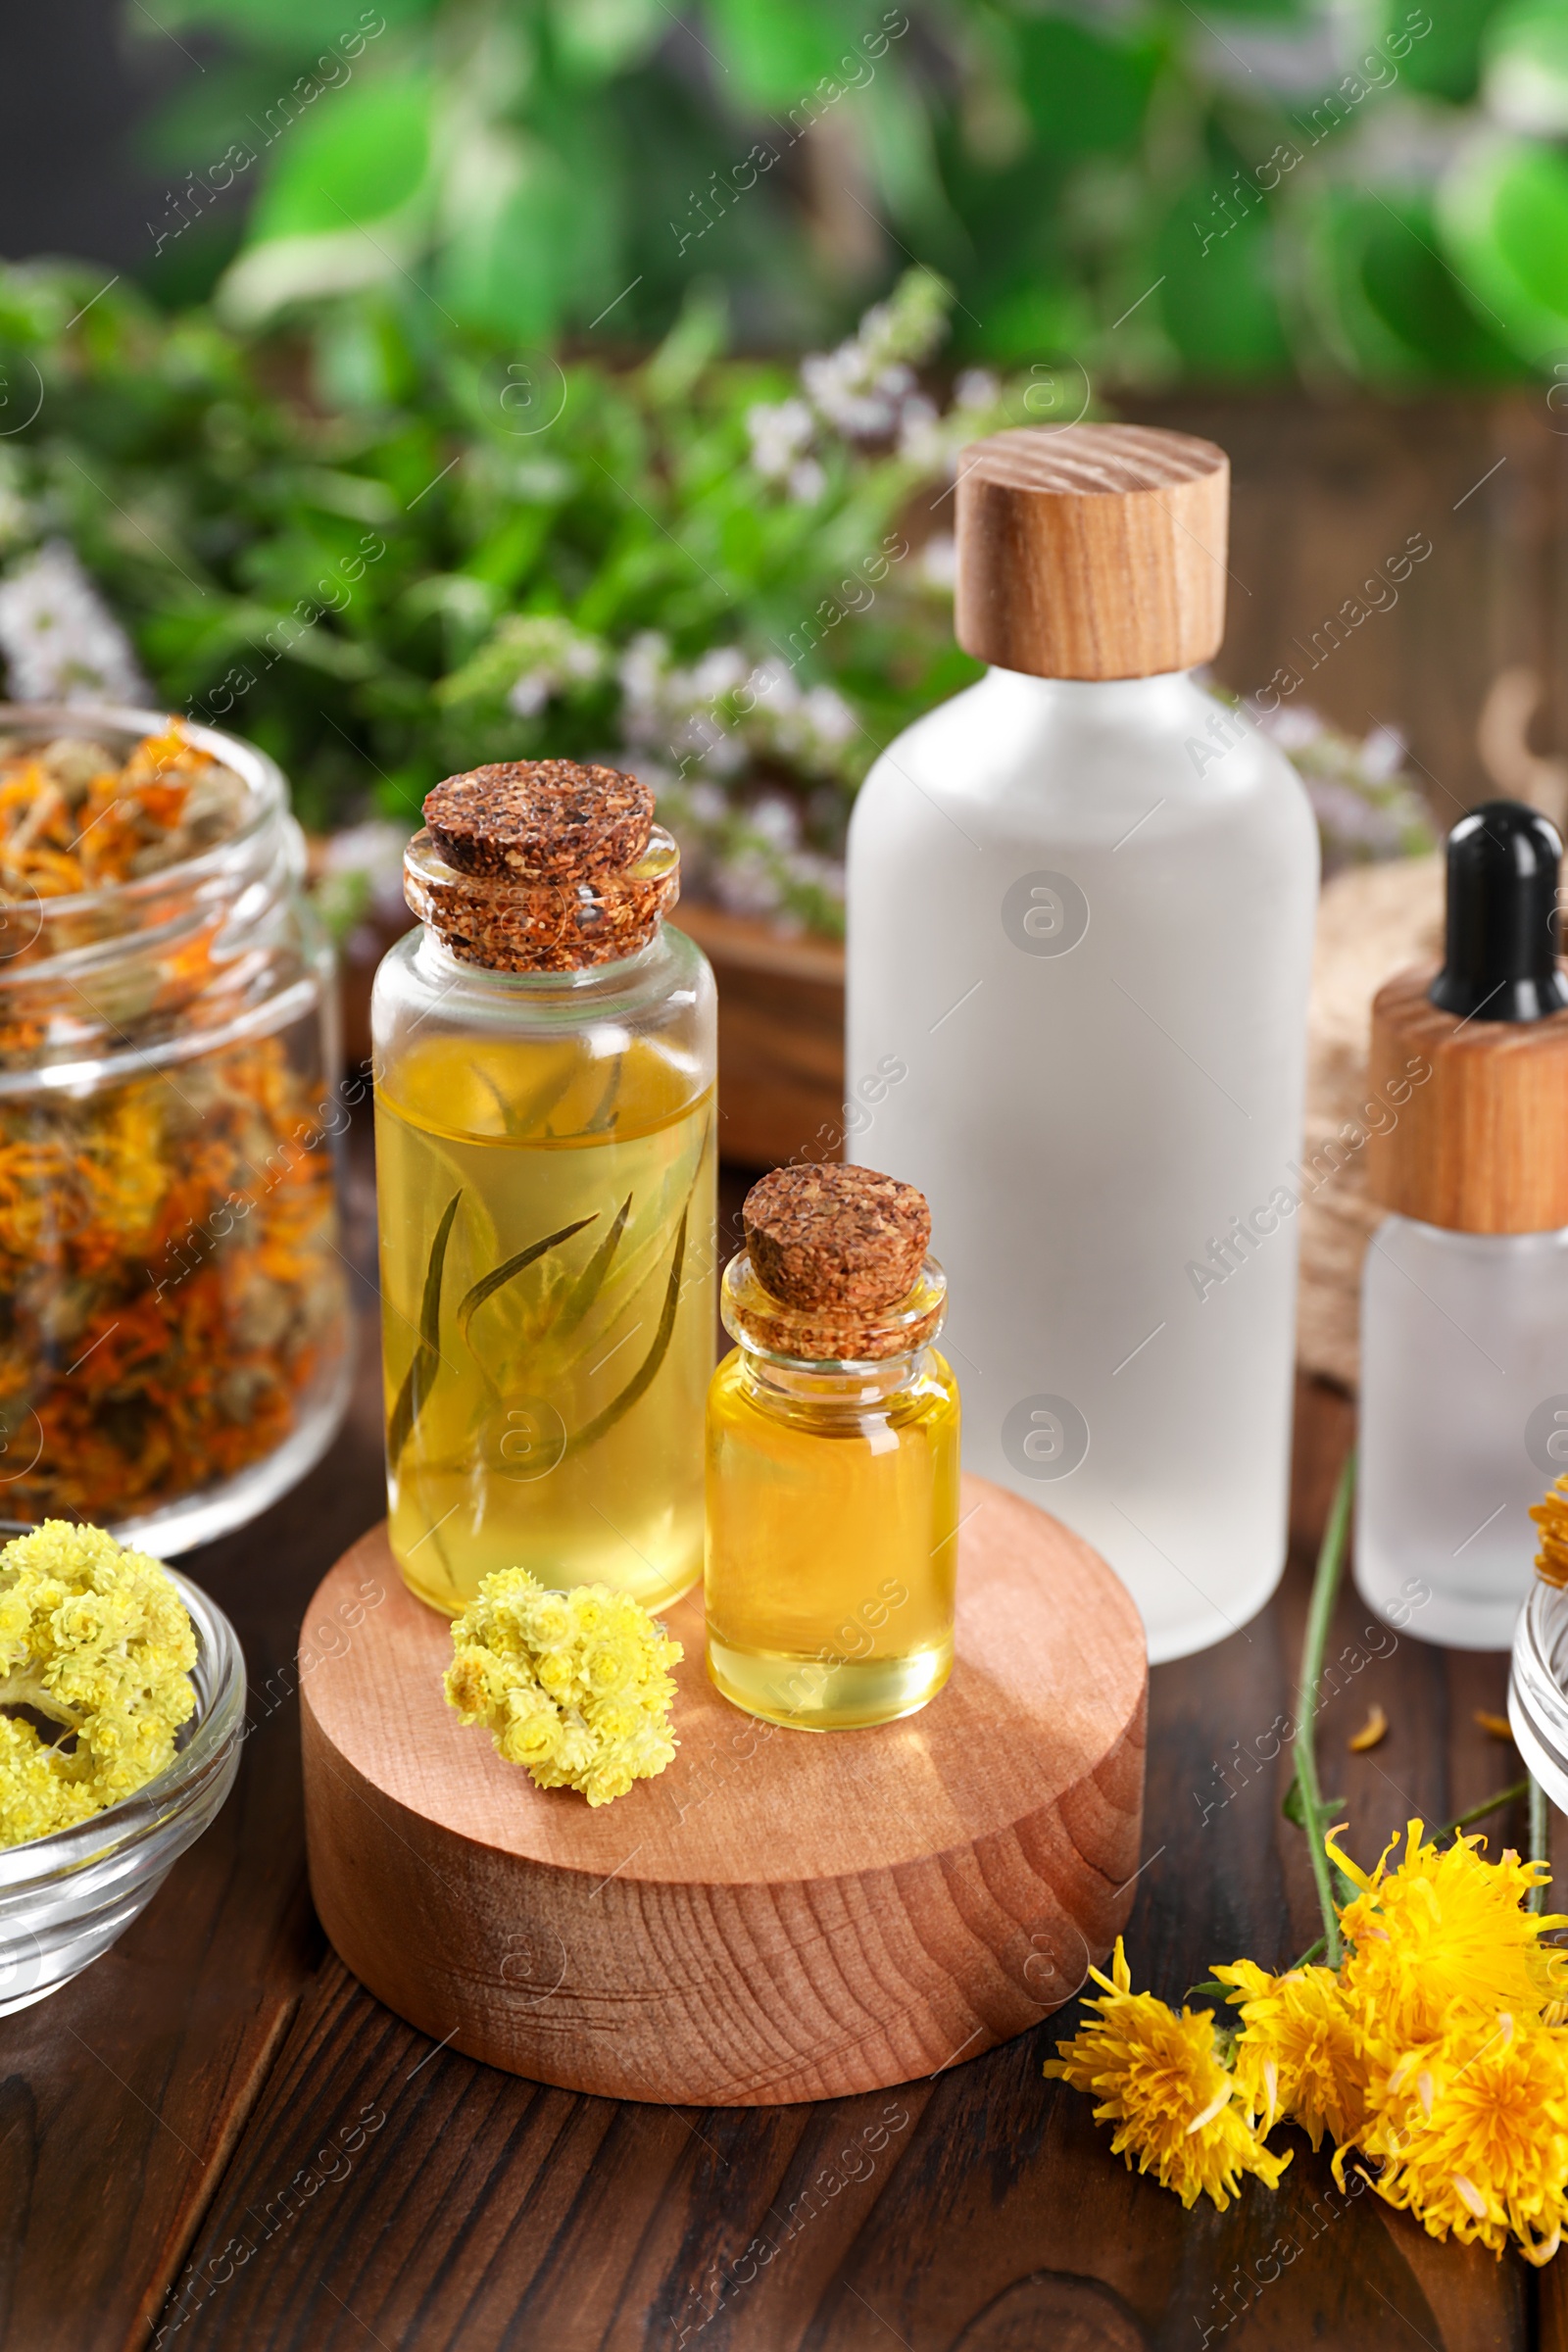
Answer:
[0,703,351,1554]
[373,822,717,1615]
[1510,1576,1568,1808]
[705,1250,960,1730]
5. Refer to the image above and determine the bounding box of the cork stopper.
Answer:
[424,760,653,880]
[1368,804,1568,1233]
[731,1164,943,1361]
[955,423,1229,681]
[405,760,677,972]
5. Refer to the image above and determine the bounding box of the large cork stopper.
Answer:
[955,423,1229,680]
[405,760,677,971]
[737,1164,941,1361]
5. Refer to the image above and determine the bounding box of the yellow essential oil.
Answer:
[377,1027,714,1615]
[704,1168,959,1731]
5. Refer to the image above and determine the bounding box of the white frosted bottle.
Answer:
[847,426,1318,1662]
[1357,801,1568,1649]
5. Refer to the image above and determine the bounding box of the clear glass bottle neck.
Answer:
[719,1249,947,1377]
[410,921,664,1000]
[732,1349,925,1412]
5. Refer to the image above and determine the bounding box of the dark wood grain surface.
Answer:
[3,1145,1555,2351]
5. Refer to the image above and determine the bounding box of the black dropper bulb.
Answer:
[1428,799,1568,1024]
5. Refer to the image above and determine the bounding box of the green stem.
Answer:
[1448,1779,1528,1838]
[1293,1449,1356,1968]
[1530,1772,1550,1915]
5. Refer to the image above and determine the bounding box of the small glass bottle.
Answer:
[705,1164,960,1730]
[373,760,716,1615]
[1359,801,1568,1649]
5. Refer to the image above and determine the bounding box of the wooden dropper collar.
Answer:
[954,423,1230,679]
[1367,802,1568,1233]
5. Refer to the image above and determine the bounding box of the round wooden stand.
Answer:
[300,1474,1147,2106]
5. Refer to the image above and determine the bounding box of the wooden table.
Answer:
[14,1157,1564,2352]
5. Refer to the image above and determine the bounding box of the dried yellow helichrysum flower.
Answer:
[444,1568,681,1807]
[1532,1474,1568,1588]
[0,1519,196,1846]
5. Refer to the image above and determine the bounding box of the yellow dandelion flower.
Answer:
[1326,1820,1568,2059]
[1359,2010,1568,2263]
[1214,1957,1369,2149]
[1045,1939,1293,2212]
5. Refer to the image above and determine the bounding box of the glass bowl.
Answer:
[1509,1577,1568,1812]
[0,1572,245,2013]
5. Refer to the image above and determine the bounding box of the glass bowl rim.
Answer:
[0,1565,246,1891]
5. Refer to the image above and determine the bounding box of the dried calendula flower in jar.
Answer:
[0,714,348,1538]
[0,722,247,897]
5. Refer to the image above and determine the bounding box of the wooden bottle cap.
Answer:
[1366,965,1568,1233]
[954,424,1229,680]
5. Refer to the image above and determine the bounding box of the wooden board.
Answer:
[300,1474,1148,2106]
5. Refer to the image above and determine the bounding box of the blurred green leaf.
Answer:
[1484,0,1568,134]
[437,127,622,337]
[705,0,874,109]
[1156,186,1292,378]
[250,72,432,240]
[1303,183,1525,380]
[1439,130,1568,362]
[642,284,730,401]
[1379,0,1509,102]
[549,0,667,79]
[1015,16,1156,158]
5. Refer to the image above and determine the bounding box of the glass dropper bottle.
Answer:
[1359,799,1568,1648]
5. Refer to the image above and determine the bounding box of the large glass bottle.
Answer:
[372,760,716,1615]
[846,427,1318,1662]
